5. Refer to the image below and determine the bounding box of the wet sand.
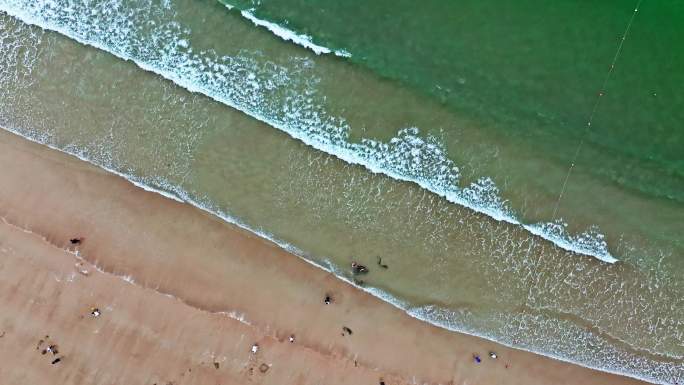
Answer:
[0,128,651,385]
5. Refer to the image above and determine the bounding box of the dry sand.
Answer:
[0,128,650,385]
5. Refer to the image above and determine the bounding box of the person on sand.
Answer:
[324,295,332,305]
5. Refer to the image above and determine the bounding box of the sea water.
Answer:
[0,0,682,383]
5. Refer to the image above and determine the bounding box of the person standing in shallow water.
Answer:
[376,256,388,269]
[351,261,368,275]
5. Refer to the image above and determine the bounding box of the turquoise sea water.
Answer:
[221,0,684,252]
[224,0,684,202]
[0,0,682,383]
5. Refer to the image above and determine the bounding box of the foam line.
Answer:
[240,9,351,57]
[8,4,679,379]
[0,123,674,385]
[223,2,350,57]
[0,1,617,264]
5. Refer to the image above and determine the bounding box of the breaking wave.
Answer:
[1,7,682,384]
[223,3,351,57]
[0,0,617,263]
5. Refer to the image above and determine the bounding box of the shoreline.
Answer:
[1,5,618,263]
[2,123,671,383]
[0,127,654,384]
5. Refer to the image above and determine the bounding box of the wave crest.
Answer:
[0,0,617,265]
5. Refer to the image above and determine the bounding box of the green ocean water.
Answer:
[224,0,684,203]
[220,0,684,257]
[0,0,683,383]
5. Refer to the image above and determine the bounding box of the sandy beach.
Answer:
[0,127,652,385]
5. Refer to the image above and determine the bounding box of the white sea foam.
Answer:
[3,5,677,383]
[224,2,350,58]
[217,310,252,326]
[525,221,617,263]
[240,9,348,57]
[0,0,616,264]
[121,275,136,284]
[408,305,681,385]
[1,114,679,385]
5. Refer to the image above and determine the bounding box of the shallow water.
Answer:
[0,1,682,383]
